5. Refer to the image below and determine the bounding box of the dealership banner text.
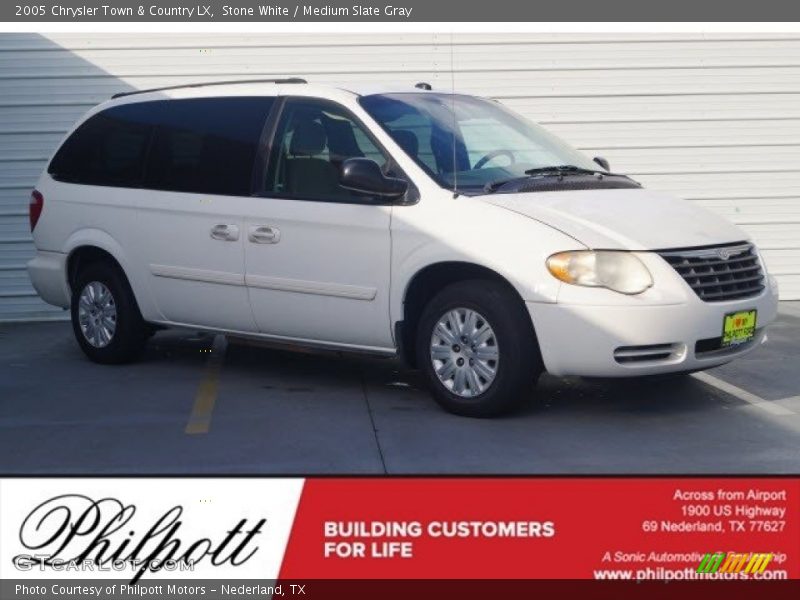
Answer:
[0,477,797,593]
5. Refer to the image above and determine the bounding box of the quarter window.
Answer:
[48,104,152,187]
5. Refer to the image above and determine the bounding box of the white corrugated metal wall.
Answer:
[1,32,799,320]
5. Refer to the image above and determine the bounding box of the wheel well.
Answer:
[398,262,534,368]
[67,246,124,291]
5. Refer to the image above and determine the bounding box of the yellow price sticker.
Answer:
[722,310,757,346]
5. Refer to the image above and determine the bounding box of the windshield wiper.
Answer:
[524,165,601,177]
[484,164,618,193]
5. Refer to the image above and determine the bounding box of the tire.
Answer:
[70,261,148,364]
[416,279,542,417]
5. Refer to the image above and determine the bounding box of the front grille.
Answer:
[658,242,764,302]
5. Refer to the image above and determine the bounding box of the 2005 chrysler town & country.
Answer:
[27,80,780,416]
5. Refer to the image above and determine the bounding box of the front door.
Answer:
[244,97,394,351]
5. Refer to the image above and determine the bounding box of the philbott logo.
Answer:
[12,494,267,583]
[697,552,773,575]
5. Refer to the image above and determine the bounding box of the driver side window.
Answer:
[265,98,388,202]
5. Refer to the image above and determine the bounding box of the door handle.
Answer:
[210,224,240,241]
[249,225,281,244]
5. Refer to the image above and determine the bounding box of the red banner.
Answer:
[280,478,799,580]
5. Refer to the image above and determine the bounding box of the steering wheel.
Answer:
[474,149,516,170]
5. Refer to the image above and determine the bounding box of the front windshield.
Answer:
[360,92,600,193]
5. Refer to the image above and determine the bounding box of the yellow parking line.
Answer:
[185,335,227,434]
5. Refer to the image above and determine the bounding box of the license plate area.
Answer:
[722,309,757,347]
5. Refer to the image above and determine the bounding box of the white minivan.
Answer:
[28,79,779,416]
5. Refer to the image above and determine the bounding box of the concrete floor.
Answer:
[1,303,799,474]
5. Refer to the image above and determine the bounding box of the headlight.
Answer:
[546,250,653,295]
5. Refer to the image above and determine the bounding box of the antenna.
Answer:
[450,32,459,198]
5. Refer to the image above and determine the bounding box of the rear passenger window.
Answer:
[48,104,152,187]
[49,97,274,196]
[145,97,274,196]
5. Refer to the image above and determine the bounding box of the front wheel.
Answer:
[416,280,542,417]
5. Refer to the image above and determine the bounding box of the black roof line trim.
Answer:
[111,77,307,99]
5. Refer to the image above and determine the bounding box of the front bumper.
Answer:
[528,275,780,378]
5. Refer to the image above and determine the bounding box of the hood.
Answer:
[482,188,747,250]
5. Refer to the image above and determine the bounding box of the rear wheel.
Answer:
[416,280,542,417]
[70,262,148,364]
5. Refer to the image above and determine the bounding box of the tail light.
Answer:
[29,189,43,231]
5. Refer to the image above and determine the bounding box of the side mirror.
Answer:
[340,158,408,199]
[593,156,610,171]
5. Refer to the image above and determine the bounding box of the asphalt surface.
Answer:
[1,303,799,475]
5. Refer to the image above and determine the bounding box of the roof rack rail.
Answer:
[111,77,307,99]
